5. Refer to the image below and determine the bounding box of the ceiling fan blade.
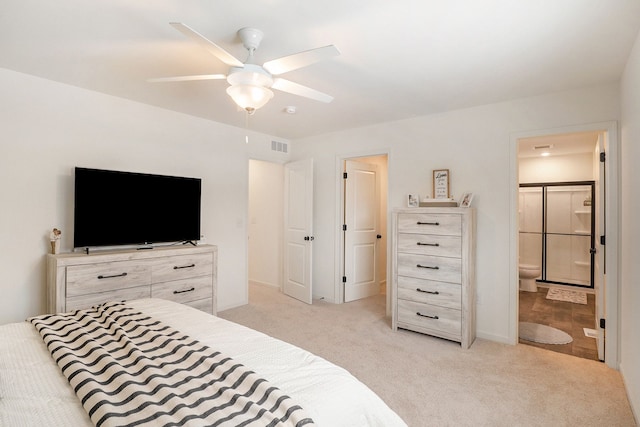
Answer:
[272,78,333,103]
[148,74,226,83]
[170,22,244,67]
[263,45,340,75]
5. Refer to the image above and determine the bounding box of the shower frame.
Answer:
[520,180,596,289]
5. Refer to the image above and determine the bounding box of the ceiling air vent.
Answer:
[271,140,288,153]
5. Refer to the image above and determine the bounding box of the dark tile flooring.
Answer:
[519,286,599,361]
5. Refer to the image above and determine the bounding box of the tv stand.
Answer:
[46,245,217,315]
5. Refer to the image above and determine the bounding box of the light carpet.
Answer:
[519,322,573,345]
[546,287,588,304]
[219,283,636,427]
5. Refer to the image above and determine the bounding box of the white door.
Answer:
[284,159,314,304]
[344,160,380,302]
[595,134,606,360]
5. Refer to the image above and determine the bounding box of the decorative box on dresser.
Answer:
[392,207,476,349]
[46,244,217,315]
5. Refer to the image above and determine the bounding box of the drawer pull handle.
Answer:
[417,221,439,226]
[416,312,439,320]
[417,242,440,247]
[416,264,439,270]
[97,272,127,279]
[174,264,196,270]
[416,288,439,295]
[173,287,195,295]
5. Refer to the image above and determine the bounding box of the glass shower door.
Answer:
[519,187,543,277]
[545,185,594,287]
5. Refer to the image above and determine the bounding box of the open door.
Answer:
[344,160,380,302]
[284,159,314,304]
[595,134,606,361]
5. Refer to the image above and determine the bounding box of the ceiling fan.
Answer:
[150,23,340,114]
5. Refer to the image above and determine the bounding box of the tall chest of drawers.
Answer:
[392,208,476,349]
[47,245,217,315]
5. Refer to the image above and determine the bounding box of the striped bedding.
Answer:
[28,301,313,427]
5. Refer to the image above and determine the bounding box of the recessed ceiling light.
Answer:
[285,106,297,114]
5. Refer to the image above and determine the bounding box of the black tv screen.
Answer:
[74,167,201,248]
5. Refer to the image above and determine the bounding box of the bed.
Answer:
[0,298,407,426]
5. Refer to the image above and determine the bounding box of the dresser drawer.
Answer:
[397,214,461,236]
[397,276,461,309]
[66,262,152,297]
[152,253,213,283]
[152,276,213,304]
[66,285,151,311]
[397,253,462,283]
[397,233,461,258]
[396,299,461,340]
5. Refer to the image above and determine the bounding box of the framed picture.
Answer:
[460,192,474,207]
[407,194,419,207]
[433,169,450,199]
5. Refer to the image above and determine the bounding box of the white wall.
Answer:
[248,160,284,288]
[291,83,620,343]
[0,68,289,324]
[620,28,640,422]
[519,152,594,183]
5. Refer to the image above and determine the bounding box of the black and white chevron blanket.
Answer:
[29,301,314,427]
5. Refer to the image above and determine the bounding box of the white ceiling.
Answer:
[517,131,600,159]
[2,1,639,140]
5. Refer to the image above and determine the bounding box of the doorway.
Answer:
[337,154,388,304]
[248,159,284,292]
[514,127,615,363]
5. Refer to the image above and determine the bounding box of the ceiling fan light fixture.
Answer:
[160,23,339,114]
[226,84,274,114]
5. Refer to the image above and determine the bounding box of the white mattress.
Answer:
[0,298,406,426]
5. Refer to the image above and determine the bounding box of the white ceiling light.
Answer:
[226,64,274,115]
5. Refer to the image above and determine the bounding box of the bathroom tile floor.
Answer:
[519,286,599,361]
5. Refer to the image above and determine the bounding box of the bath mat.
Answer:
[519,322,573,345]
[546,288,587,305]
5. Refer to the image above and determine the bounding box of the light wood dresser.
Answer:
[46,244,217,315]
[392,208,476,349]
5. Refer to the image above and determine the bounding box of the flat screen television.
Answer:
[74,167,201,249]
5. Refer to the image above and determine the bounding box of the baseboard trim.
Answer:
[476,331,511,345]
[249,280,280,290]
[619,362,640,426]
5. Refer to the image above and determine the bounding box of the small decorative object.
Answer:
[49,228,62,254]
[433,169,450,199]
[460,192,474,207]
[407,194,419,207]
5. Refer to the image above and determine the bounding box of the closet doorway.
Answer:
[336,153,388,306]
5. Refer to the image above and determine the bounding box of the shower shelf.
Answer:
[574,210,591,214]
[574,230,591,235]
[574,261,590,267]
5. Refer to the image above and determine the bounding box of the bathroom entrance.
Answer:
[519,181,595,289]
[515,130,605,362]
[512,122,620,367]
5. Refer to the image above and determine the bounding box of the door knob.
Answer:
[377,234,382,239]
[304,236,315,241]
